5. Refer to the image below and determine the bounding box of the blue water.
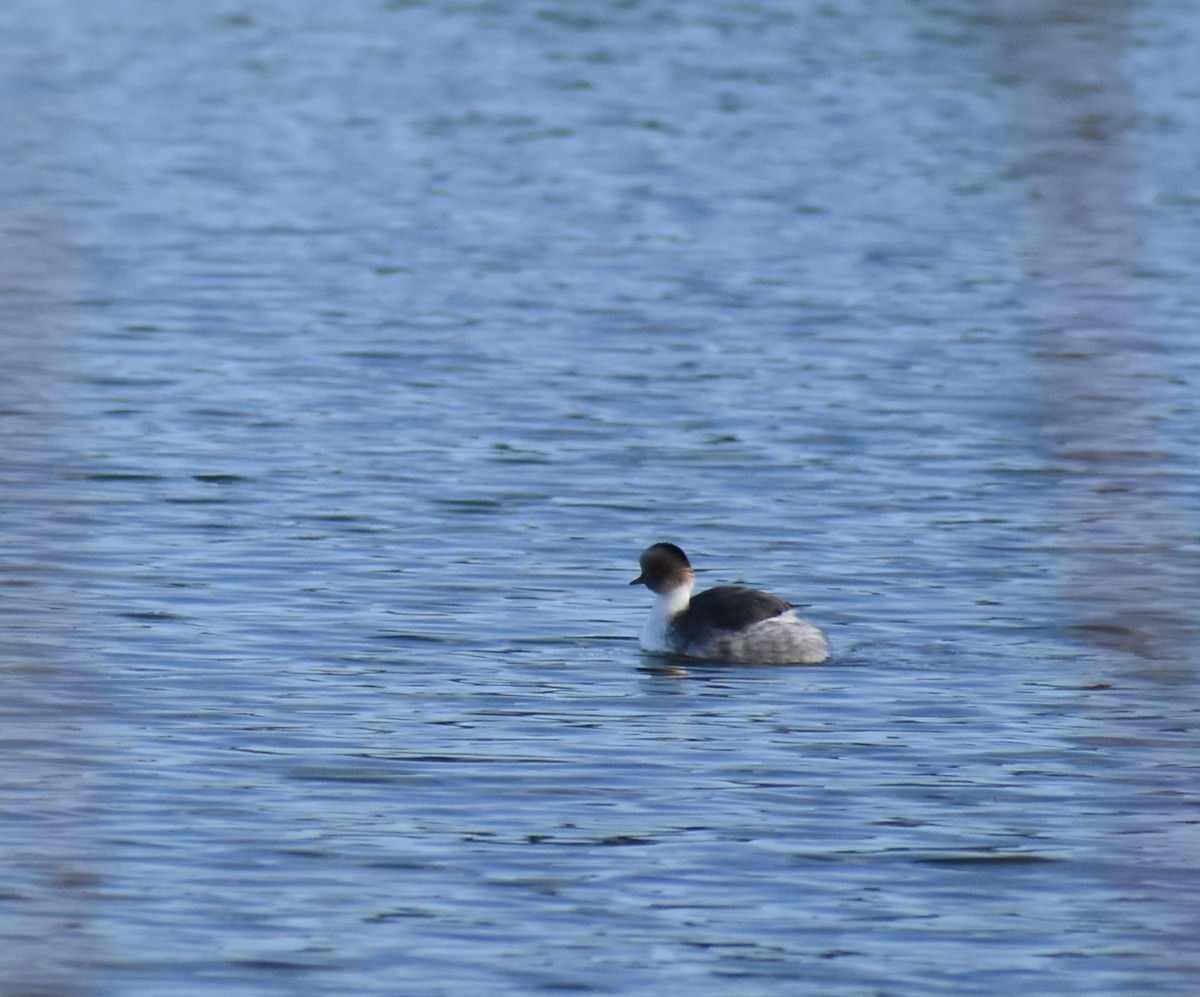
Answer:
[2,1,1198,994]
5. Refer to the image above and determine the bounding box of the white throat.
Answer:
[639,580,694,652]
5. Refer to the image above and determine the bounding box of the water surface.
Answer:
[2,1,1198,994]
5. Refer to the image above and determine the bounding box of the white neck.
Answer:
[639,580,694,652]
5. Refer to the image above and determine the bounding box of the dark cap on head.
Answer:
[630,542,693,591]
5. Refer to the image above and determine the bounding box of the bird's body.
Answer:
[631,543,829,665]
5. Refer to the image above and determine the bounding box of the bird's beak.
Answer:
[629,573,645,586]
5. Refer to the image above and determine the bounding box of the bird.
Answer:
[630,542,829,664]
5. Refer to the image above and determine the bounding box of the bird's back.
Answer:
[681,585,790,633]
